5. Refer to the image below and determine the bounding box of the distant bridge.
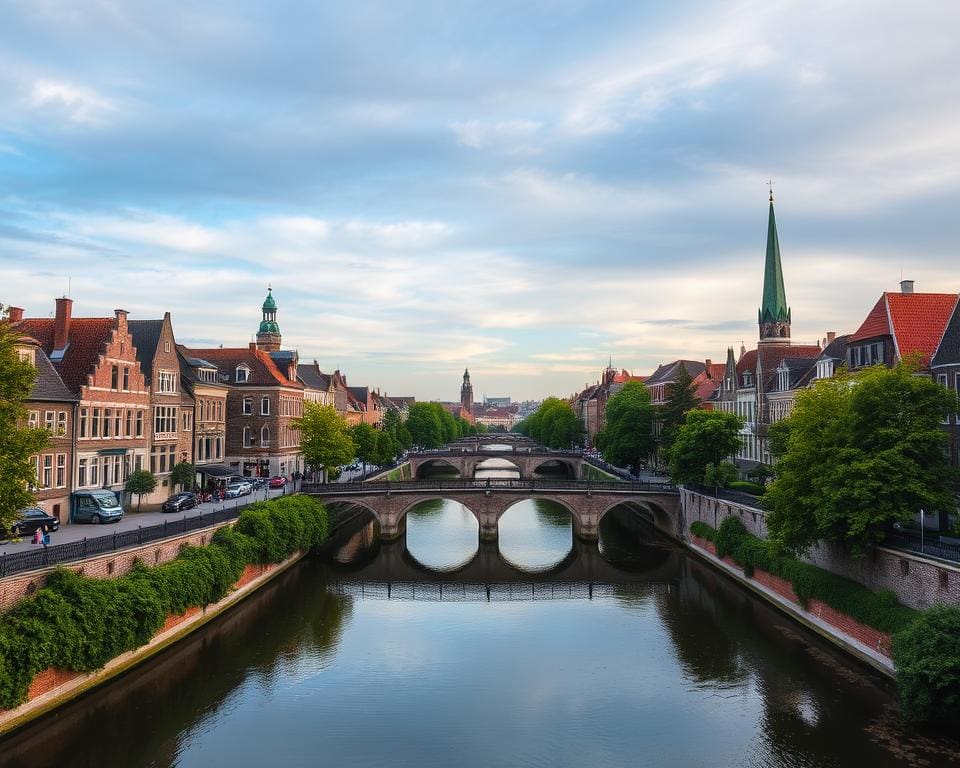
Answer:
[304,478,682,542]
[407,447,589,480]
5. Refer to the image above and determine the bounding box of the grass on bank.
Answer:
[0,495,329,710]
[691,517,960,725]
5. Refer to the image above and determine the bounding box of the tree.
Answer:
[0,310,49,531]
[703,461,738,489]
[765,363,957,556]
[667,410,743,485]
[382,408,412,452]
[293,402,356,482]
[658,363,701,454]
[892,605,960,724]
[373,428,399,466]
[405,402,446,448]
[125,469,157,512]
[349,422,378,478]
[520,397,583,449]
[439,407,460,443]
[170,461,195,492]
[595,381,655,469]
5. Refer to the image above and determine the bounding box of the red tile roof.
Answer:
[184,346,301,388]
[850,292,958,367]
[736,344,820,388]
[15,317,115,394]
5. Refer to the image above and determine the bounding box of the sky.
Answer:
[1,1,959,401]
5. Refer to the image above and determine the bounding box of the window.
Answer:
[243,426,253,448]
[261,396,270,415]
[103,408,111,438]
[199,368,217,383]
[215,437,222,459]
[236,366,249,383]
[123,366,130,391]
[154,406,177,436]
[157,371,177,393]
[28,411,39,429]
[182,410,193,431]
[42,455,53,488]
[91,408,101,437]
[78,458,87,488]
[164,340,171,353]
[45,411,55,431]
[777,368,789,392]
[261,426,270,446]
[110,365,119,390]
[79,408,88,438]
[114,409,121,437]
[56,454,66,488]
[90,458,99,486]
[243,398,253,415]
[57,411,67,435]
[125,409,132,437]
[135,410,143,437]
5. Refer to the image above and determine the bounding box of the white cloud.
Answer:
[23,78,116,125]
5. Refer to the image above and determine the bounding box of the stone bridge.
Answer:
[407,448,586,480]
[305,479,682,542]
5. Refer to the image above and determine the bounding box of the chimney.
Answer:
[705,358,712,372]
[113,308,128,332]
[7,306,23,323]
[249,342,257,352]
[826,331,836,344]
[54,297,73,351]
[900,279,914,294]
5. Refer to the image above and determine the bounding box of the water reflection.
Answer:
[480,443,512,451]
[404,499,478,570]
[498,499,573,571]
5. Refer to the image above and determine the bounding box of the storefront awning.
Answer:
[97,448,128,456]
[196,464,236,477]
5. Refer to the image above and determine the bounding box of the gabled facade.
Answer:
[931,297,960,467]
[14,300,152,512]
[11,326,78,521]
[297,361,334,407]
[178,348,229,482]
[129,314,195,499]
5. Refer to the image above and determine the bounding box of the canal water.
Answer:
[2,499,958,768]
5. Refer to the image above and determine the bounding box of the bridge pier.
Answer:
[379,513,406,541]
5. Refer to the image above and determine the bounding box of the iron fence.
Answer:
[0,505,244,579]
[685,482,767,510]
[883,531,960,564]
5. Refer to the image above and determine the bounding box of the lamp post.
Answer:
[920,508,925,554]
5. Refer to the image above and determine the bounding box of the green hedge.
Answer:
[891,605,960,724]
[689,521,716,542]
[0,495,328,710]
[695,518,916,635]
[728,480,766,496]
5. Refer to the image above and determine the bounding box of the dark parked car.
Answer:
[3,508,60,539]
[268,476,287,489]
[161,492,198,514]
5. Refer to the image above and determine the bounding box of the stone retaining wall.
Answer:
[0,556,303,736]
[0,521,234,613]
[682,488,960,610]
[690,535,894,672]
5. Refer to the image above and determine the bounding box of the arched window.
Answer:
[261,426,270,446]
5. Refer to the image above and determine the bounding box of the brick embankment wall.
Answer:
[0,556,303,736]
[682,488,960,610]
[0,522,234,613]
[690,535,894,671]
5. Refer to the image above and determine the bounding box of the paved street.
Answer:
[0,483,295,554]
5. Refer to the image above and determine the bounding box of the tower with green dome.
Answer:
[256,285,282,352]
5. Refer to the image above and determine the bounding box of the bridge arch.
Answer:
[471,456,522,477]
[597,498,675,535]
[397,495,482,526]
[530,459,578,479]
[414,458,463,479]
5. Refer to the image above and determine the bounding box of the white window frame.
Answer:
[236,366,250,383]
[243,397,253,415]
[261,396,270,416]
[157,370,177,394]
[261,425,270,446]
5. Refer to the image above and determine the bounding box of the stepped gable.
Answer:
[15,317,115,394]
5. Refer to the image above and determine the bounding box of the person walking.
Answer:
[41,527,50,548]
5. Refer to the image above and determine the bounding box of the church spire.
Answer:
[758,192,791,344]
[256,285,282,352]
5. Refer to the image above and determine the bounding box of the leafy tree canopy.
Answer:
[125,469,157,512]
[658,363,701,452]
[667,410,743,485]
[0,309,49,530]
[349,422,378,466]
[765,363,958,555]
[170,462,195,492]
[405,402,449,448]
[595,381,655,468]
[519,397,583,449]
[293,402,356,480]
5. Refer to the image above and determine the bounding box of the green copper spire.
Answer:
[258,285,280,336]
[758,193,791,342]
[262,285,277,312]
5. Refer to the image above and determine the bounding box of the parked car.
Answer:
[225,481,252,499]
[162,492,198,514]
[2,508,60,539]
[72,490,124,524]
[268,475,287,489]
[249,477,267,490]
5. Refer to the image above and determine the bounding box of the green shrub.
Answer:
[728,480,766,496]
[713,516,747,560]
[892,606,960,724]
[0,495,329,709]
[689,521,716,542]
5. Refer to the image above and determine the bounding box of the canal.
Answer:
[2,499,958,767]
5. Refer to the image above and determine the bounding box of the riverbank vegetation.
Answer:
[515,398,583,449]
[667,411,743,485]
[0,495,329,710]
[691,518,960,724]
[594,382,655,469]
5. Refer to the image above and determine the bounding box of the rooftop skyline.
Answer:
[2,1,959,400]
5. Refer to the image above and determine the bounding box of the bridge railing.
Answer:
[301,478,677,494]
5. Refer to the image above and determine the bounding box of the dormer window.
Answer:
[742,372,753,387]
[235,366,250,383]
[777,367,789,392]
[816,360,833,380]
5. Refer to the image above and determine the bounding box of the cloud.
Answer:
[23,78,117,125]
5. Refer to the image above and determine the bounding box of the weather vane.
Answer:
[767,179,774,201]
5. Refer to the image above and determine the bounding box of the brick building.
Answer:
[178,349,230,488]
[14,300,151,515]
[12,330,77,521]
[129,314,195,501]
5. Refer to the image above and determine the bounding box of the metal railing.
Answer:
[883,531,960,564]
[0,505,244,579]
[302,477,677,494]
[685,482,767,510]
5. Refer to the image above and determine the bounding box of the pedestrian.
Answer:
[42,527,50,548]
[33,527,42,545]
